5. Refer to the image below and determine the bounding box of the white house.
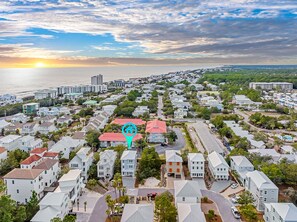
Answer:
[177,203,206,222]
[84,112,109,131]
[10,113,29,123]
[0,135,22,151]
[174,180,202,205]
[245,170,279,211]
[54,169,84,207]
[36,122,57,134]
[132,106,149,117]
[31,192,70,222]
[22,122,39,136]
[121,150,137,177]
[102,105,117,116]
[57,115,73,126]
[4,168,45,203]
[0,119,12,131]
[20,154,43,169]
[19,135,43,152]
[230,156,254,184]
[50,136,85,159]
[33,159,60,187]
[121,204,154,222]
[97,150,117,181]
[0,147,8,161]
[264,203,297,222]
[69,147,93,182]
[207,151,229,180]
[188,153,205,178]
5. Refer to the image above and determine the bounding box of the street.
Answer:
[157,95,165,119]
[154,127,185,154]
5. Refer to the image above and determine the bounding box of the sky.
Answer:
[0,0,296,68]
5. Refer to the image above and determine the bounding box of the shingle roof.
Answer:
[99,133,143,142]
[177,203,206,222]
[43,151,59,157]
[30,147,47,154]
[111,118,146,125]
[33,159,58,170]
[3,168,44,179]
[145,119,167,133]
[121,204,154,222]
[174,180,202,198]
[21,154,41,165]
[166,150,182,162]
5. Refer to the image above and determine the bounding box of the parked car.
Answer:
[231,196,240,204]
[231,183,239,189]
[161,142,168,146]
[147,192,157,200]
[231,207,241,219]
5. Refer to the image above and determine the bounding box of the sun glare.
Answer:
[35,62,46,68]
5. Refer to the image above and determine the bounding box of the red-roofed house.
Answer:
[0,147,7,161]
[21,154,42,169]
[99,133,143,148]
[146,119,167,143]
[43,151,59,159]
[111,118,146,126]
[30,147,48,157]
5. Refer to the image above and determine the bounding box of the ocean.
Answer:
[0,65,214,97]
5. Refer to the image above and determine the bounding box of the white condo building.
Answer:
[245,170,279,211]
[207,151,229,180]
[91,74,103,85]
[121,150,137,177]
[249,82,293,91]
[188,153,205,178]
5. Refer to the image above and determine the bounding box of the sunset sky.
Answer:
[0,0,296,68]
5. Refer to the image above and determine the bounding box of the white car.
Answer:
[231,183,239,189]
[231,207,241,219]
[231,196,240,204]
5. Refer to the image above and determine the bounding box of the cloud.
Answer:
[0,0,296,64]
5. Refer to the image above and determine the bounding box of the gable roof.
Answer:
[99,133,143,142]
[174,180,202,198]
[3,168,44,179]
[33,159,59,170]
[246,170,278,190]
[267,203,297,221]
[121,150,137,160]
[166,150,182,162]
[145,119,167,133]
[43,151,59,158]
[231,156,254,168]
[188,153,205,162]
[30,147,47,154]
[21,154,41,165]
[121,204,154,222]
[177,203,206,222]
[111,118,146,125]
[208,151,229,168]
[39,192,67,206]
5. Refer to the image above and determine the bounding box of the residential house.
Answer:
[54,169,84,208]
[188,153,205,178]
[264,203,297,222]
[132,106,149,117]
[83,111,109,131]
[31,192,69,222]
[177,203,206,222]
[20,154,43,169]
[99,133,143,148]
[111,118,146,126]
[37,107,60,116]
[19,135,43,152]
[50,136,85,159]
[230,156,254,184]
[3,168,45,203]
[0,135,22,151]
[102,105,117,116]
[36,122,57,134]
[33,159,60,187]
[0,147,7,161]
[121,204,154,222]
[166,150,182,178]
[121,150,137,177]
[207,151,229,180]
[69,147,93,182]
[174,180,202,204]
[22,122,38,135]
[10,113,29,123]
[146,119,167,143]
[245,170,279,211]
[97,150,117,180]
[57,115,73,126]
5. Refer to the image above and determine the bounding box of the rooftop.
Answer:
[121,204,154,222]
[59,169,81,182]
[208,151,228,168]
[246,170,278,190]
[33,159,59,170]
[121,150,137,160]
[166,150,182,162]
[99,133,143,142]
[145,119,167,134]
[4,168,44,179]
[174,180,202,198]
[111,118,146,125]
[21,154,41,165]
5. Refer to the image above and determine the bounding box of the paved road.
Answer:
[189,120,227,155]
[88,188,173,222]
[201,190,241,222]
[157,95,165,119]
[155,127,185,154]
[187,124,205,153]
[235,109,297,136]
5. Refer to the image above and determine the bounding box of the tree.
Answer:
[63,215,76,222]
[87,163,98,180]
[26,191,39,220]
[14,206,27,222]
[112,173,123,199]
[239,204,258,222]
[155,191,177,222]
[166,130,177,144]
[51,218,63,222]
[86,130,100,149]
[137,148,162,182]
[134,138,147,151]
[207,209,215,221]
[105,195,116,219]
[0,195,16,222]
[238,191,255,205]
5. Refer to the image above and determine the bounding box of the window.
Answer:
[182,197,185,201]
[169,168,172,173]
[17,189,19,193]
[169,162,172,166]
[12,180,14,184]
[177,168,180,173]
[177,162,180,166]
[264,191,267,195]
[264,198,266,201]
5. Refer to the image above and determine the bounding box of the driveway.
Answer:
[155,127,185,154]
[157,95,165,119]
[201,190,241,222]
